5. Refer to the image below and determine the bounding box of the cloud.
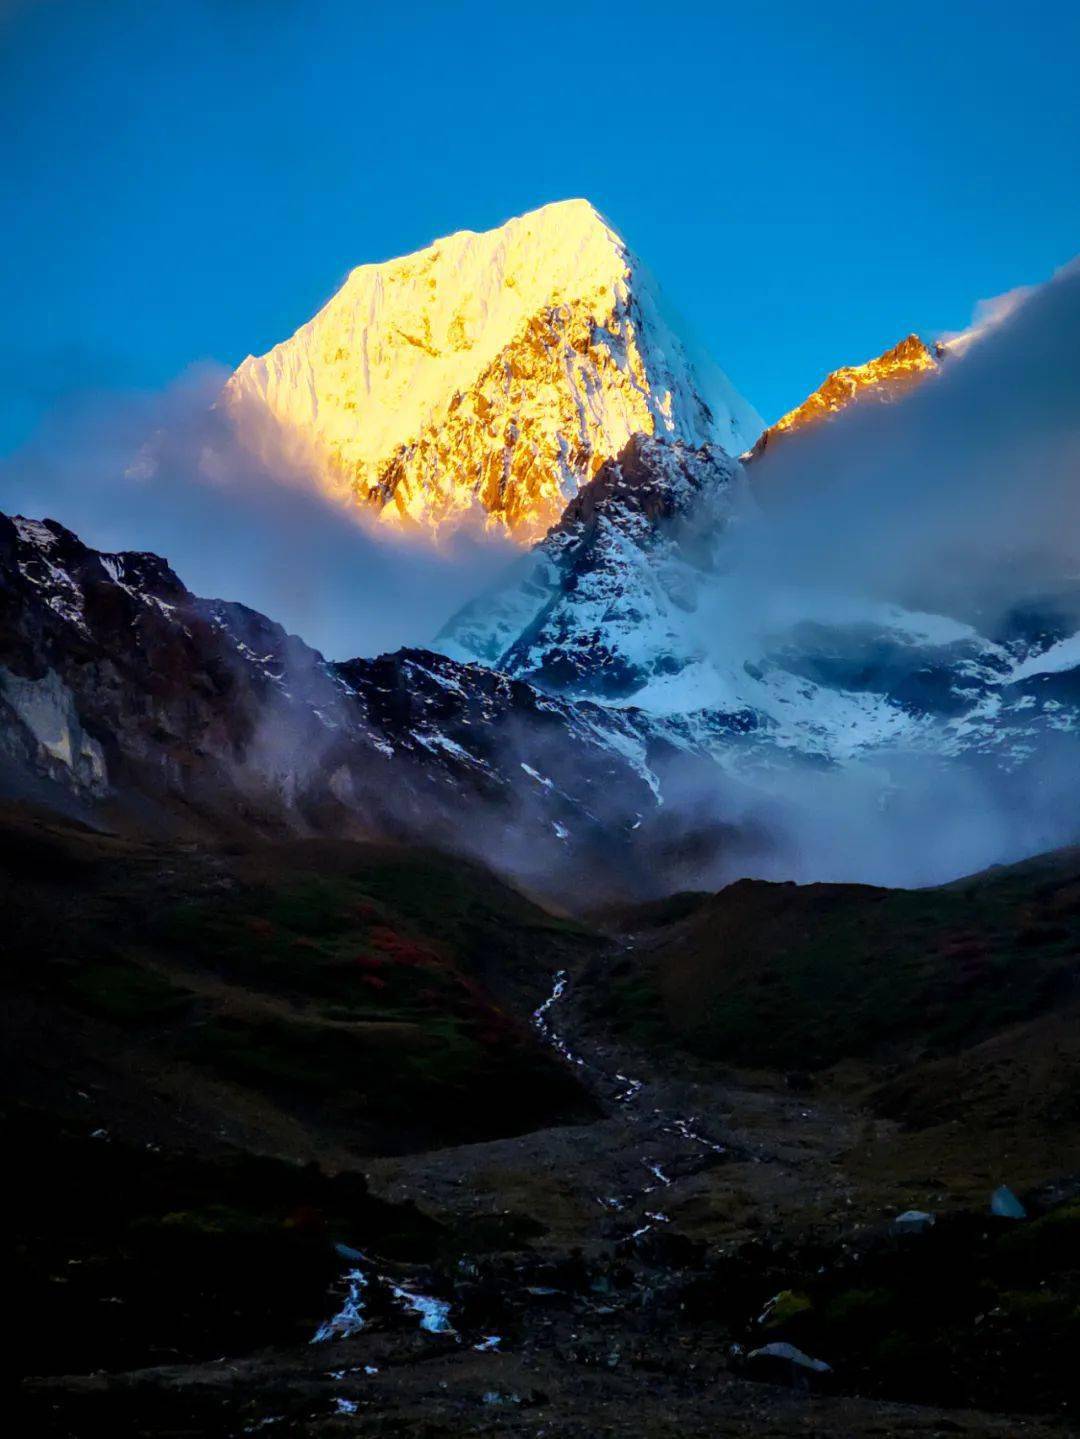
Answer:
[1,256,1077,895]
[742,256,1080,626]
[0,365,516,660]
[938,282,1037,356]
[666,255,1080,887]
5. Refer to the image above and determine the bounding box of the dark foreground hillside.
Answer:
[602,848,1080,1069]
[8,801,1078,1436]
[598,850,1080,1199]
[2,802,598,1161]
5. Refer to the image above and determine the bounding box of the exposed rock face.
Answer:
[0,667,106,796]
[0,512,669,894]
[748,334,939,459]
[225,200,762,541]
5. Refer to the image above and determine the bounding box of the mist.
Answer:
[646,736,1080,895]
[671,256,1080,890]
[0,367,516,661]
[739,257,1080,625]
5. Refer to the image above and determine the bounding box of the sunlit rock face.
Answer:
[748,334,939,459]
[225,199,762,542]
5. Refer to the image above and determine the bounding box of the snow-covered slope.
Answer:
[439,433,1080,780]
[5,497,1077,895]
[440,434,746,697]
[225,200,762,541]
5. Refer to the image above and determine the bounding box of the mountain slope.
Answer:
[435,426,1080,887]
[440,433,746,699]
[604,844,1080,1072]
[225,199,762,540]
[0,512,671,896]
[1,809,600,1165]
[438,430,1080,756]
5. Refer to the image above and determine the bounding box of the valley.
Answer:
[9,803,1077,1437]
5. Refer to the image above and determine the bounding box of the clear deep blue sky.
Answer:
[2,0,1077,453]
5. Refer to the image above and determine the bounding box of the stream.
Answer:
[312,962,728,1346]
[312,1247,456,1345]
[529,965,727,1241]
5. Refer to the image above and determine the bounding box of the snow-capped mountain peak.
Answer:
[225,199,762,541]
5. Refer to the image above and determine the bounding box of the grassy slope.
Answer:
[593,852,1080,1417]
[609,848,1080,1070]
[599,848,1080,1206]
[1,804,599,1162]
[3,804,601,1381]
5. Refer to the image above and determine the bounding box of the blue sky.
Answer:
[2,0,1077,454]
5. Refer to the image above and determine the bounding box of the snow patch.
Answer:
[1009,631,1080,681]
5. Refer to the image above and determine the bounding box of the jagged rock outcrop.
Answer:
[747,334,939,460]
[4,495,1078,900]
[440,434,745,699]
[224,199,762,541]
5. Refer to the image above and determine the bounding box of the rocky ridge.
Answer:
[440,433,746,698]
[747,333,940,459]
[0,512,677,895]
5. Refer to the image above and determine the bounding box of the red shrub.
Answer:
[368,926,440,967]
